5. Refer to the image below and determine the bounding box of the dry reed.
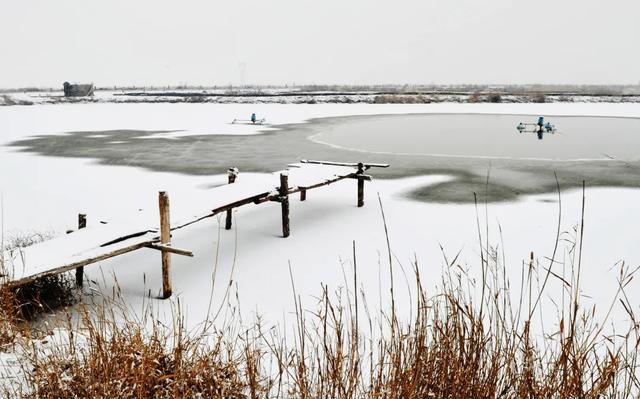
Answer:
[2,193,639,398]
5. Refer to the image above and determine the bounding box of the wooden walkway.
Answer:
[1,160,388,298]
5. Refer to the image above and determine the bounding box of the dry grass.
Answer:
[1,193,639,398]
[469,92,502,103]
[15,307,249,398]
[5,243,638,398]
[373,94,432,104]
[531,93,547,103]
[0,232,77,349]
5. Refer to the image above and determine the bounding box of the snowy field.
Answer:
[0,102,639,332]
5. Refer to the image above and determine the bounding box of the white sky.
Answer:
[1,0,639,88]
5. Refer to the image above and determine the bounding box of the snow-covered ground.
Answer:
[3,89,640,107]
[0,102,639,332]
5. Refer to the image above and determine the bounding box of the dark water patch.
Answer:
[7,114,640,204]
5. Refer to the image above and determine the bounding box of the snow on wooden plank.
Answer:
[2,228,158,284]
[300,159,390,168]
[172,163,358,228]
[1,162,363,285]
[171,178,277,229]
[285,163,356,189]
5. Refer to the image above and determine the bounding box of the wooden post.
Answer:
[300,189,306,201]
[225,167,238,230]
[357,162,365,207]
[159,191,172,299]
[75,213,87,287]
[279,173,290,238]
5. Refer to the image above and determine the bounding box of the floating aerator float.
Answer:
[517,116,556,140]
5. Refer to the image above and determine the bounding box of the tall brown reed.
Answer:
[3,192,639,398]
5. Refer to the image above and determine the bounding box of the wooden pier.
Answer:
[1,160,388,298]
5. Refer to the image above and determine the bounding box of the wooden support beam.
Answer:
[279,173,290,238]
[300,189,306,201]
[175,191,270,231]
[159,191,172,299]
[255,195,274,204]
[75,213,87,287]
[264,174,356,204]
[357,163,365,207]
[225,167,238,230]
[146,243,194,257]
[292,174,356,195]
[347,174,372,181]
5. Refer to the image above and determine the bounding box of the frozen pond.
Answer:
[8,112,640,203]
[311,114,640,161]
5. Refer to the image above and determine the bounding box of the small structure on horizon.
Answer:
[63,82,95,97]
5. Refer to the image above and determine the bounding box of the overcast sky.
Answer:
[1,0,639,88]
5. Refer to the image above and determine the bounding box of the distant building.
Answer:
[63,82,95,97]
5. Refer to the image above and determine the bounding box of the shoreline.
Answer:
[3,89,640,107]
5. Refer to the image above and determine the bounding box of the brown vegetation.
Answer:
[1,196,638,397]
[373,94,432,104]
[6,245,638,398]
[531,93,547,103]
[0,233,77,349]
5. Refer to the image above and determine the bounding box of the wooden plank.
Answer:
[172,191,271,231]
[301,159,390,168]
[212,192,271,214]
[100,230,157,247]
[294,174,355,191]
[159,191,172,299]
[3,225,158,283]
[301,159,360,167]
[263,173,355,203]
[7,240,155,287]
[288,164,355,188]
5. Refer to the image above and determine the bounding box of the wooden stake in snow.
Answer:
[279,173,290,237]
[159,191,172,299]
[357,162,365,207]
[75,213,87,287]
[300,189,306,201]
[225,167,238,230]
